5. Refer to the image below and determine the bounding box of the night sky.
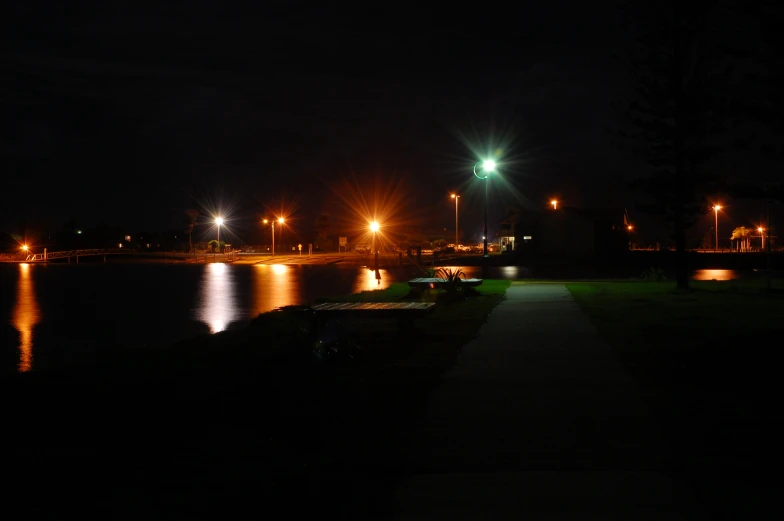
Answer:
[2,2,772,245]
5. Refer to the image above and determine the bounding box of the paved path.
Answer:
[388,283,704,520]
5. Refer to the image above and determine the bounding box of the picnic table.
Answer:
[407,277,483,290]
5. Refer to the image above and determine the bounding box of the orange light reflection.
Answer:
[12,264,41,372]
[353,268,393,293]
[251,264,302,317]
[692,269,736,281]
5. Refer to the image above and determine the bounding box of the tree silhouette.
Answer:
[184,209,199,253]
[316,213,332,239]
[730,226,753,251]
[617,2,742,289]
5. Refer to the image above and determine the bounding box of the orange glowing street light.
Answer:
[551,200,558,210]
[758,227,765,250]
[264,217,285,257]
[713,205,722,252]
[370,221,380,269]
[450,194,460,248]
[21,244,29,252]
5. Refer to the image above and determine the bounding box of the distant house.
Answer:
[499,206,630,257]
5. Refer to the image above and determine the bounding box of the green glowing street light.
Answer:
[473,160,496,267]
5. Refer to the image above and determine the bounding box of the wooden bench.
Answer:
[407,277,483,291]
[305,302,436,341]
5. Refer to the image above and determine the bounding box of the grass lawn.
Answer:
[567,279,784,511]
[5,280,511,517]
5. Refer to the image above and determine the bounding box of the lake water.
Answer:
[0,262,748,373]
[2,262,512,373]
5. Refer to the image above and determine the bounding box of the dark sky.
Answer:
[2,2,664,242]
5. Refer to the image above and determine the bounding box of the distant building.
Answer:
[499,206,630,257]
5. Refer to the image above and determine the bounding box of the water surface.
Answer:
[1,263,748,372]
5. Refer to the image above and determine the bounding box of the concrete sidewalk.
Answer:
[388,283,703,520]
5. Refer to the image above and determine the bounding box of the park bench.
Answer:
[304,302,436,342]
[407,277,483,291]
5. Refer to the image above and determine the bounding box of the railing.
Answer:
[24,248,131,262]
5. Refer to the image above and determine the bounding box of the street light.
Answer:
[263,217,284,257]
[551,200,558,210]
[758,227,765,250]
[473,160,496,271]
[21,244,29,252]
[450,194,460,248]
[370,221,380,269]
[215,217,223,253]
[277,217,284,254]
[713,205,722,252]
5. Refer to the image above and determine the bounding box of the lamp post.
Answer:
[450,194,460,248]
[370,221,379,269]
[263,218,284,257]
[215,217,223,254]
[713,205,722,252]
[262,219,270,256]
[473,160,496,277]
[551,200,558,210]
[278,217,285,253]
[277,217,284,255]
[758,227,765,251]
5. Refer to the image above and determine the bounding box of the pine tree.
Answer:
[617,2,741,289]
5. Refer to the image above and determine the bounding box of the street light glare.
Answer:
[713,205,722,211]
[215,217,224,226]
[370,221,379,233]
[483,160,496,172]
[263,219,268,224]
[22,245,28,251]
[278,217,284,224]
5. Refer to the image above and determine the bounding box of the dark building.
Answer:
[499,206,630,258]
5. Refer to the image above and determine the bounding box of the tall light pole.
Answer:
[263,218,284,257]
[713,205,722,252]
[277,217,284,254]
[551,200,558,210]
[215,217,223,253]
[450,194,460,248]
[370,221,379,270]
[263,219,270,256]
[473,160,496,276]
[758,227,765,251]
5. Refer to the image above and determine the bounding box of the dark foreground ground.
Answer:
[3,282,509,518]
[4,278,783,519]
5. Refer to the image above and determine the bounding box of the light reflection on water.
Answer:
[11,263,40,372]
[196,263,239,333]
[3,262,526,373]
[353,268,393,293]
[250,264,303,317]
[692,269,738,281]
